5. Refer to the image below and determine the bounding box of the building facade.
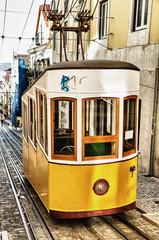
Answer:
[11,55,28,127]
[27,5,52,83]
[87,0,159,177]
[28,0,159,177]
[0,67,12,118]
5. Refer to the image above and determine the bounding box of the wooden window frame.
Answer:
[22,102,27,139]
[38,91,48,154]
[29,98,34,141]
[28,98,36,147]
[82,97,119,161]
[39,92,44,147]
[123,96,138,157]
[36,90,39,140]
[44,95,48,154]
[51,97,77,161]
[33,101,37,147]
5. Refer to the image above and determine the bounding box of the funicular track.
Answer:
[1,127,22,161]
[0,128,55,240]
[1,126,158,240]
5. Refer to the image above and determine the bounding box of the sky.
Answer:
[0,0,45,63]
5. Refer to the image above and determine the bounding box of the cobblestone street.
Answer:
[137,173,159,229]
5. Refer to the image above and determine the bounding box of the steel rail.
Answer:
[5,127,22,144]
[0,147,37,240]
[3,127,22,147]
[1,130,22,166]
[1,128,55,240]
[1,128,22,156]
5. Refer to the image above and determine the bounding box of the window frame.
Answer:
[38,91,48,154]
[28,97,36,147]
[51,97,77,161]
[134,0,149,31]
[29,98,34,141]
[22,101,28,142]
[44,95,48,154]
[123,95,138,157]
[33,101,37,147]
[39,92,44,147]
[99,0,109,39]
[82,97,119,161]
[36,90,39,139]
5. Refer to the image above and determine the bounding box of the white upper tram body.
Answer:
[22,60,140,165]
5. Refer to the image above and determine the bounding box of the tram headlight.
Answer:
[93,179,110,195]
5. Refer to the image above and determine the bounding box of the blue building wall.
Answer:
[11,59,28,127]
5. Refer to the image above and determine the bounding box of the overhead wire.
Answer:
[37,0,107,57]
[91,0,100,18]
[64,0,69,16]
[0,0,102,61]
[36,33,109,59]
[0,36,35,40]
[80,0,88,14]
[0,9,36,14]
[16,0,35,53]
[0,0,8,61]
[56,0,61,12]
[0,34,109,50]
[62,0,78,24]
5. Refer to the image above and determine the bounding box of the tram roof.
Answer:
[22,60,139,96]
[47,60,140,71]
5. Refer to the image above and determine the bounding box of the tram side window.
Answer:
[85,99,116,137]
[29,98,33,141]
[22,102,28,141]
[38,92,48,153]
[51,98,76,160]
[123,96,137,156]
[83,98,119,160]
[36,90,39,139]
[33,102,37,147]
[44,95,48,153]
[39,93,44,146]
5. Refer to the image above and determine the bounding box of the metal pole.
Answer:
[62,29,68,61]
[60,31,62,62]
[76,31,79,61]
[79,29,85,60]
[149,66,159,176]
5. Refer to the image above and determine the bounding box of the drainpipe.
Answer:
[86,0,91,60]
[149,62,159,176]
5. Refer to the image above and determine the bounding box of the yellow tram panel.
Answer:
[49,157,137,212]
[28,141,37,190]
[36,143,49,210]
[22,137,29,178]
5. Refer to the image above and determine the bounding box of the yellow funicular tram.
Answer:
[22,60,139,218]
